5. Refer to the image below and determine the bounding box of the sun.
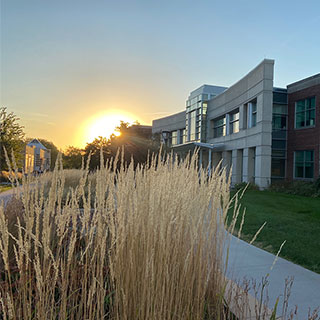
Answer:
[84,112,137,144]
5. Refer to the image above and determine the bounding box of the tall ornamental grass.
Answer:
[1,152,246,319]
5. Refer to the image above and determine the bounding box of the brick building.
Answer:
[287,74,320,181]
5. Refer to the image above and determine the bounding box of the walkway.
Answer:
[227,234,320,318]
[0,186,19,206]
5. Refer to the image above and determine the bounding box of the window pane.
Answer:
[305,151,314,161]
[273,104,288,114]
[252,103,257,112]
[214,117,225,127]
[310,97,316,108]
[295,162,304,178]
[272,149,286,158]
[305,162,314,178]
[233,121,239,133]
[271,159,286,177]
[306,109,315,126]
[252,113,257,127]
[295,151,304,162]
[296,100,305,112]
[295,112,305,128]
[273,115,287,130]
[272,140,286,149]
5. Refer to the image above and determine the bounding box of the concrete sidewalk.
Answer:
[0,187,18,206]
[226,234,320,319]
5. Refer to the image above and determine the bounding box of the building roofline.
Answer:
[287,73,320,88]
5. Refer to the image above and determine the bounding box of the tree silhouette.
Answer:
[0,107,25,170]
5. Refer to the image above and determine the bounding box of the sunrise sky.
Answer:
[1,0,320,149]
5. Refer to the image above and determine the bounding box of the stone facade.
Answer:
[152,60,320,188]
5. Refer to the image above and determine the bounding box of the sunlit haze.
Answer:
[1,0,320,149]
[81,111,139,147]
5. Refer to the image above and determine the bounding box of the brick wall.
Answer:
[287,84,320,180]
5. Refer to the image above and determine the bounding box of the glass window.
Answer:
[171,131,178,146]
[229,109,239,134]
[248,101,257,128]
[294,150,314,179]
[271,159,286,177]
[273,104,288,115]
[272,149,286,158]
[213,116,226,138]
[252,103,257,127]
[295,97,316,128]
[189,110,196,141]
[272,114,287,130]
[272,140,286,149]
[179,129,185,144]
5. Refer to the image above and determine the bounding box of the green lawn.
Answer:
[229,189,320,274]
[0,185,12,193]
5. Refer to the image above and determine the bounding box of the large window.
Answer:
[213,116,226,138]
[271,159,286,178]
[229,109,239,134]
[171,131,178,146]
[248,101,257,128]
[294,150,314,179]
[189,110,196,141]
[295,97,316,128]
[179,129,185,144]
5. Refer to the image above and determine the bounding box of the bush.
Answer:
[232,182,259,193]
[269,180,319,197]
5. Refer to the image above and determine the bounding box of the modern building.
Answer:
[152,59,320,188]
[25,139,51,173]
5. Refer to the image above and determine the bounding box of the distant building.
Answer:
[128,125,152,138]
[152,59,320,188]
[25,139,51,173]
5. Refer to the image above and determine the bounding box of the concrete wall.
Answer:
[206,59,274,188]
[152,111,186,134]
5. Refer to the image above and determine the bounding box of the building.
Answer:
[152,59,320,188]
[128,124,152,139]
[25,139,51,173]
[287,75,320,181]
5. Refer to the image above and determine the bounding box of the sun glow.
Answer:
[82,111,138,145]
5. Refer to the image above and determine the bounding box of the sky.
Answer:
[1,0,320,149]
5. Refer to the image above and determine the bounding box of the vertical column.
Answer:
[254,145,271,189]
[212,152,222,170]
[231,149,243,186]
[208,149,212,176]
[199,149,203,170]
[222,151,232,179]
[242,148,255,183]
[226,114,230,135]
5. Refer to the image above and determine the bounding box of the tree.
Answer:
[0,107,25,170]
[83,121,157,171]
[84,136,110,170]
[63,146,83,169]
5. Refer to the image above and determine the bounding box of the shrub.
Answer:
[269,180,319,197]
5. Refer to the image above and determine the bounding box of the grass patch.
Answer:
[0,185,12,193]
[229,189,320,274]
